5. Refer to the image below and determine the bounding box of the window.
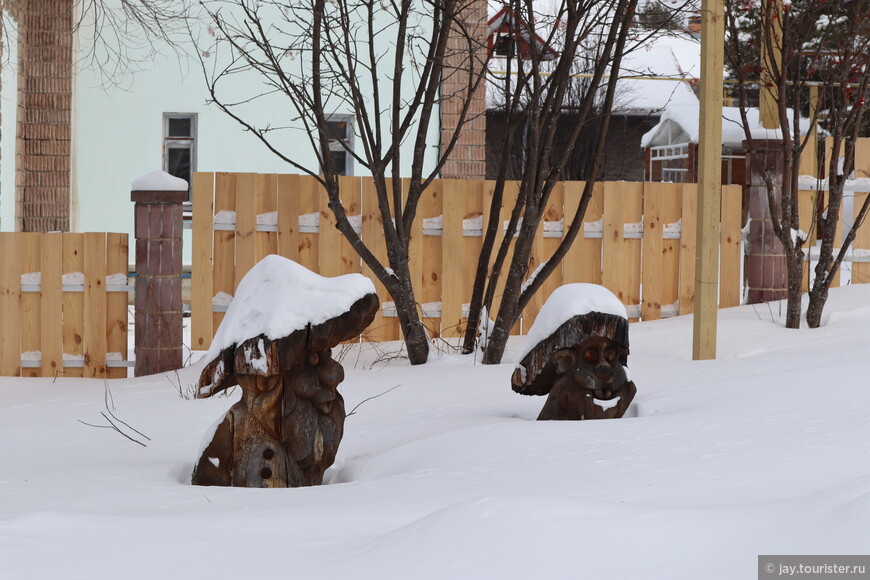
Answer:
[163,113,197,198]
[323,116,353,176]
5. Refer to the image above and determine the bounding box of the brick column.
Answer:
[440,0,487,179]
[744,139,787,303]
[16,0,73,232]
[132,183,185,376]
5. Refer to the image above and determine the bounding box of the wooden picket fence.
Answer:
[190,173,746,350]
[0,232,130,378]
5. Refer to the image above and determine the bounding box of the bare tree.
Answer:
[725,0,869,328]
[197,0,488,364]
[463,0,695,363]
[73,0,194,87]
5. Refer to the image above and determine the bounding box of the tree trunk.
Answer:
[785,248,803,329]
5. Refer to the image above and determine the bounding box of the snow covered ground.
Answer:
[2,285,870,579]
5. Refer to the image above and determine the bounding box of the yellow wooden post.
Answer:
[693,0,725,360]
[256,173,278,261]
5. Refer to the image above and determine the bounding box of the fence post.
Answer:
[744,139,788,303]
[131,171,187,376]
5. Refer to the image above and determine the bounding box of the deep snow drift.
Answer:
[2,285,870,579]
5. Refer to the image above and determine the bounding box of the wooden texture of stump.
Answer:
[192,293,378,488]
[512,312,637,421]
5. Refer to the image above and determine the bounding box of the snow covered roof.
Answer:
[612,34,700,115]
[641,104,814,149]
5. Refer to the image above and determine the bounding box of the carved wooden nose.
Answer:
[595,363,614,381]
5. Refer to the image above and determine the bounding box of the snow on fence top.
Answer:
[516,283,628,362]
[131,170,189,191]
[204,255,376,366]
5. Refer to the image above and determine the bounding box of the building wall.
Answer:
[2,1,441,258]
[15,0,73,232]
[440,0,487,180]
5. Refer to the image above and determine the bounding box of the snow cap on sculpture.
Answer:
[199,254,377,397]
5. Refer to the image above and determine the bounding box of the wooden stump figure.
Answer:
[511,286,637,421]
[192,256,378,488]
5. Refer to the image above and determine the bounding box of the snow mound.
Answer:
[517,284,627,362]
[131,170,188,191]
[204,255,376,366]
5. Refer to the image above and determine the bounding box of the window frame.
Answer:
[162,113,198,199]
[323,114,354,176]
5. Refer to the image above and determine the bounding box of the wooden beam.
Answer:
[693,0,725,360]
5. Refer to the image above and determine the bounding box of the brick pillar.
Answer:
[132,183,185,376]
[16,0,73,232]
[744,139,787,303]
[440,0,487,179]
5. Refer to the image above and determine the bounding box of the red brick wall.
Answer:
[16,0,73,232]
[440,0,487,180]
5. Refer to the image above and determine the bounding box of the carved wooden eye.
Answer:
[604,347,617,362]
[583,347,598,364]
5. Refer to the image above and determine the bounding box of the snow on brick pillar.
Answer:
[131,172,187,376]
[744,139,787,303]
[16,0,73,232]
[440,0,487,180]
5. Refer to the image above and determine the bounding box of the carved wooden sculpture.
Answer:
[512,310,637,421]
[192,256,378,488]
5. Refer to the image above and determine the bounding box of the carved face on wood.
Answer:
[552,337,629,401]
[538,336,636,421]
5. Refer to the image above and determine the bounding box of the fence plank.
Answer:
[62,234,85,377]
[798,189,819,292]
[660,184,681,313]
[642,182,664,320]
[719,185,742,308]
[0,234,22,377]
[441,179,466,338]
[277,174,300,262]
[106,233,129,378]
[493,180,523,335]
[679,184,698,315]
[320,176,361,277]
[855,138,870,178]
[539,181,564,324]
[256,173,278,261]
[191,172,215,350]
[420,180,443,336]
[602,182,633,310]
[84,233,108,378]
[234,173,258,291]
[360,178,398,341]
[41,233,63,377]
[564,181,603,285]
[406,178,424,318]
[213,173,237,332]
[20,233,42,377]
[853,191,870,285]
